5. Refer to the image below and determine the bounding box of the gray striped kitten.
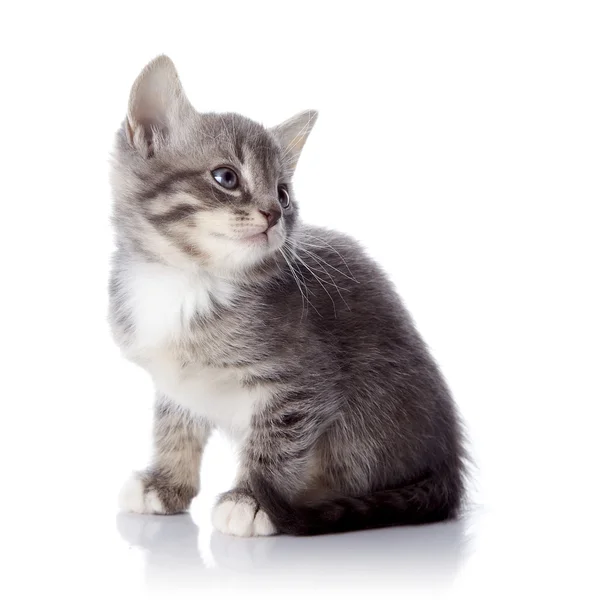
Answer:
[110,55,467,536]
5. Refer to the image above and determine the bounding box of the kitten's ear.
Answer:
[126,55,192,157]
[271,110,318,172]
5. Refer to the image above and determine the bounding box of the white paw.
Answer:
[118,474,166,515]
[212,497,277,537]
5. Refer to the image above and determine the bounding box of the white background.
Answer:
[1,1,598,598]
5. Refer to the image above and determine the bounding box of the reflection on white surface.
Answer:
[116,511,472,593]
[117,513,205,585]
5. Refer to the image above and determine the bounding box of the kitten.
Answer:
[109,55,467,536]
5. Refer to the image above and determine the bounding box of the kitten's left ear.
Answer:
[126,55,192,157]
[271,109,318,172]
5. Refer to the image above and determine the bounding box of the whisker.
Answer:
[300,233,360,282]
[296,250,352,294]
[279,248,306,318]
[296,248,351,311]
[287,247,340,317]
[280,247,321,319]
[284,247,312,306]
[294,242,360,284]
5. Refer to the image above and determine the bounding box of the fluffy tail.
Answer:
[250,470,462,536]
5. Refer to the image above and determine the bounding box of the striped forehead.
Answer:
[239,135,281,193]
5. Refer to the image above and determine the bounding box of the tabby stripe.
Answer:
[148,204,201,226]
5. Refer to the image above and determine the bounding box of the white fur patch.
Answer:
[118,474,166,515]
[120,260,273,434]
[212,498,277,537]
[151,361,272,433]
[123,261,235,350]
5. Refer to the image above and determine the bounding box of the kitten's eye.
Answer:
[278,185,290,209]
[212,167,239,190]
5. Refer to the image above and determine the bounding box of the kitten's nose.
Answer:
[260,207,282,229]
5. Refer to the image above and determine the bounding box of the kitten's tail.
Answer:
[250,469,463,536]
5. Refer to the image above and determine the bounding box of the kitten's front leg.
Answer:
[119,396,211,515]
[212,485,277,537]
[212,393,333,536]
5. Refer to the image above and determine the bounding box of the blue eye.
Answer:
[212,167,238,189]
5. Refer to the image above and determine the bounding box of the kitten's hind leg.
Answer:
[119,396,211,515]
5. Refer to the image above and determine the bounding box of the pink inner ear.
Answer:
[125,119,135,146]
[127,106,169,158]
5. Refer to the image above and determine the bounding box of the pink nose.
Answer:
[260,207,282,229]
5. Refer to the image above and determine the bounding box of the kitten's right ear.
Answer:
[126,55,191,158]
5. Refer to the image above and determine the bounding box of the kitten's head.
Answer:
[111,55,317,276]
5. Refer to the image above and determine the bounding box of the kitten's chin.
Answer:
[195,231,283,276]
[244,232,269,244]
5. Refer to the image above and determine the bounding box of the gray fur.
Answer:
[138,400,210,514]
[110,56,467,534]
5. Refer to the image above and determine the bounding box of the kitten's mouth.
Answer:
[210,231,268,244]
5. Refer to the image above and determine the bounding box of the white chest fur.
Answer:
[120,261,268,434]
